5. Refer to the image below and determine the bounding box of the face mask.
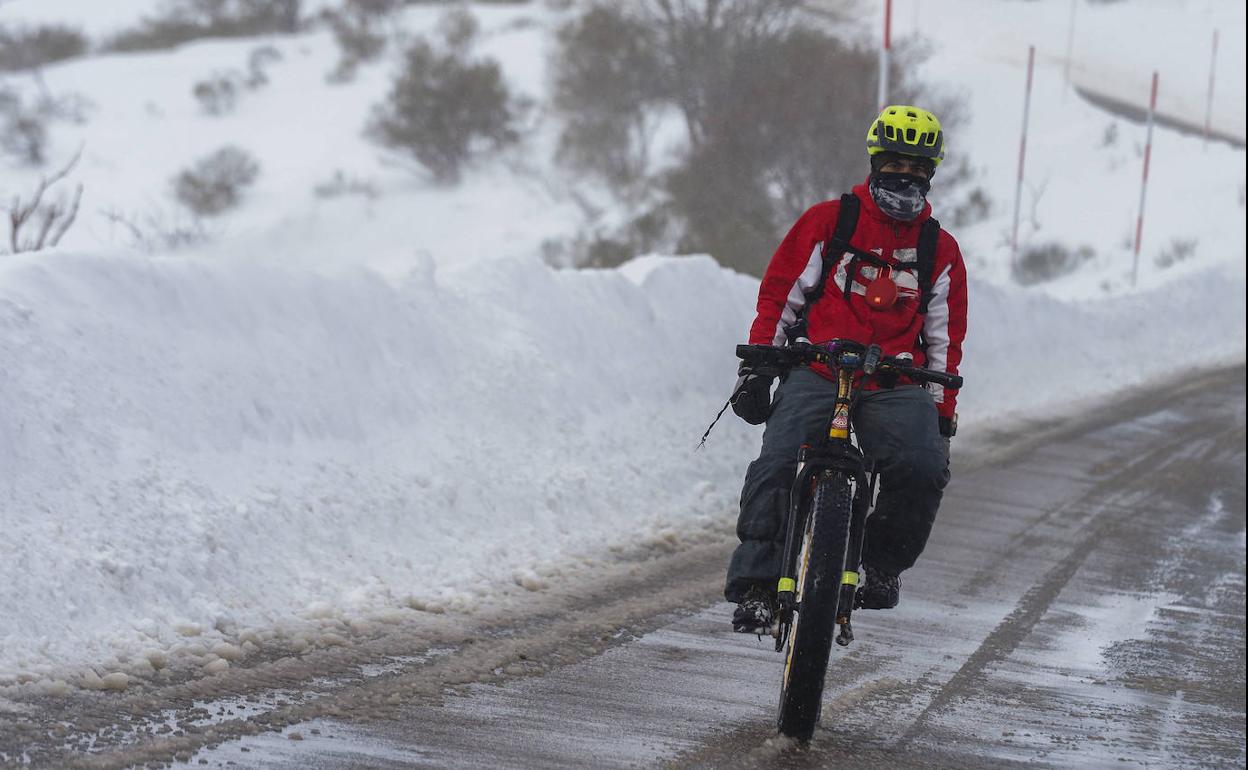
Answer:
[869,171,930,222]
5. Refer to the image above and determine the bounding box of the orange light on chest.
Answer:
[865,274,899,310]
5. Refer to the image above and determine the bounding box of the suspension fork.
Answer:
[836,464,875,647]
[774,366,864,648]
[830,362,867,645]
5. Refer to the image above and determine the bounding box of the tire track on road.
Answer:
[898,412,1238,746]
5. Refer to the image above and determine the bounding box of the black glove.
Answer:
[731,373,775,425]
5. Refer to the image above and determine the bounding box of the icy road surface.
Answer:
[3,368,1244,769]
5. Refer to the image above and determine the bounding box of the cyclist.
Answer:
[726,106,968,634]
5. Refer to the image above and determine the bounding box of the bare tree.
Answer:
[99,206,214,252]
[5,149,83,253]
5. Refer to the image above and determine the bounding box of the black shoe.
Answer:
[855,564,900,610]
[732,585,778,634]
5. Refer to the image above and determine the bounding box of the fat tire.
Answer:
[776,471,853,741]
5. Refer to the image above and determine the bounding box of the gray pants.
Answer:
[724,368,950,603]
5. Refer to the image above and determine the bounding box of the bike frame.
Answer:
[774,349,877,651]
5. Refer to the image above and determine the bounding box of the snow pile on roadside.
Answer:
[0,251,761,682]
[1,248,1243,683]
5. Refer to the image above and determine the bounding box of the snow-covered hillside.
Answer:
[0,0,1243,687]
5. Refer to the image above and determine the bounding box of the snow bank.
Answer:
[2,248,1243,680]
[959,266,1245,426]
[0,251,761,680]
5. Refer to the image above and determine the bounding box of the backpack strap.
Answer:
[785,194,857,341]
[785,196,942,342]
[916,217,941,314]
[808,193,858,307]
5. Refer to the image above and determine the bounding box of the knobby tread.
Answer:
[777,471,854,740]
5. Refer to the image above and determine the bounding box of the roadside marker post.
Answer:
[878,0,892,110]
[1204,29,1219,147]
[1011,45,1036,267]
[1063,0,1078,96]
[1133,71,1159,286]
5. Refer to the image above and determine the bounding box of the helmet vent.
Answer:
[866,105,945,167]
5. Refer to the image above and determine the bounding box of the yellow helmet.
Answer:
[866,105,945,166]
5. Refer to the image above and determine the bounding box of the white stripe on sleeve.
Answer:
[772,243,826,344]
[922,264,953,404]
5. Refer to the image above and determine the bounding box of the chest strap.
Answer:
[786,193,942,340]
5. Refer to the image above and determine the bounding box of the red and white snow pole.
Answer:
[878,0,893,110]
[1010,45,1036,265]
[1063,0,1078,94]
[1204,29,1219,147]
[1132,71,1159,286]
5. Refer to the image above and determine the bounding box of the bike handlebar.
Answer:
[736,341,963,390]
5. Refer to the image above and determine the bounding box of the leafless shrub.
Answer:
[105,0,302,53]
[33,88,93,124]
[313,169,379,200]
[191,46,279,113]
[0,79,93,165]
[4,150,83,254]
[192,72,241,115]
[437,6,479,52]
[1024,176,1050,232]
[551,5,664,190]
[1154,237,1197,269]
[321,2,389,83]
[1099,122,1119,148]
[0,89,47,164]
[100,206,215,252]
[544,189,674,268]
[367,36,520,183]
[949,186,991,228]
[172,145,261,216]
[245,44,282,87]
[347,0,404,13]
[1011,241,1094,285]
[0,23,89,72]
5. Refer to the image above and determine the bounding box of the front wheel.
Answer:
[777,471,854,740]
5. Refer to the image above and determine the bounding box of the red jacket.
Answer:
[748,179,968,419]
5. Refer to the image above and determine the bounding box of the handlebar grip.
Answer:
[895,366,963,390]
[927,372,963,389]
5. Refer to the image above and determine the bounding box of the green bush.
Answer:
[367,39,519,183]
[172,145,262,216]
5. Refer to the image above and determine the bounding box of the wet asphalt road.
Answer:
[4,368,1244,769]
[184,369,1247,769]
